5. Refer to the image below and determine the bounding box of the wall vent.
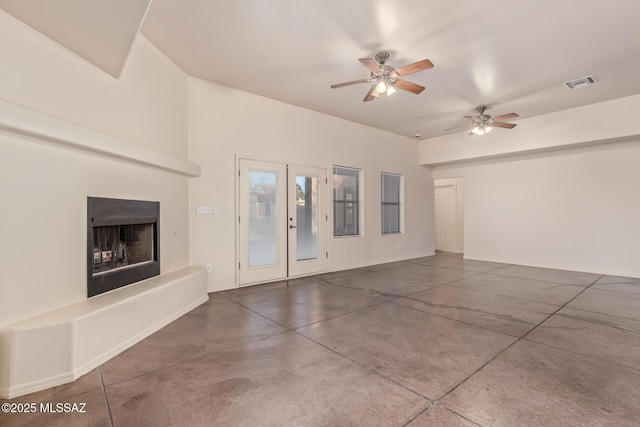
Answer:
[564,76,596,89]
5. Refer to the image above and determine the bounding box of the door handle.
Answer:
[289,225,297,229]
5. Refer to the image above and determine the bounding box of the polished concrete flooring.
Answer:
[3,252,640,426]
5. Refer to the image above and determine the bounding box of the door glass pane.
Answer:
[296,174,319,261]
[249,170,279,267]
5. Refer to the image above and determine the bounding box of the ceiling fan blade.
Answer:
[463,116,474,119]
[492,112,519,121]
[491,122,517,129]
[394,79,425,94]
[363,85,376,102]
[359,58,380,73]
[395,59,434,76]
[331,78,370,89]
[444,123,472,132]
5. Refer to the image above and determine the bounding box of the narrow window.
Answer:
[381,172,402,234]
[333,166,360,236]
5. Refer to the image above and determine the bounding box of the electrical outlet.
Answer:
[592,251,599,259]
[205,263,212,273]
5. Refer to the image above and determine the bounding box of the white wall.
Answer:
[432,141,640,277]
[188,77,435,291]
[0,10,188,160]
[424,95,640,278]
[0,11,191,326]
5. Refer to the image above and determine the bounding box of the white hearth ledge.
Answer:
[0,99,201,177]
[0,266,209,399]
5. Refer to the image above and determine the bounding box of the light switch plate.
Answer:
[196,206,212,215]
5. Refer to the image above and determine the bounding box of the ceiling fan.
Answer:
[445,105,519,135]
[331,52,434,102]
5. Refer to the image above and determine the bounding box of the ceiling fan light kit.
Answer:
[471,123,493,136]
[375,80,387,94]
[331,52,434,102]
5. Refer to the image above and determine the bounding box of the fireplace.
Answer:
[87,197,160,297]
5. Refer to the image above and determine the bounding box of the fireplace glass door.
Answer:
[92,224,154,275]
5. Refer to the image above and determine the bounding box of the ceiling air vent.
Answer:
[564,76,596,89]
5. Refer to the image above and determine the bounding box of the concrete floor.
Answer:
[3,252,640,426]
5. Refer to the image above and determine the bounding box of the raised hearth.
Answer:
[0,267,208,398]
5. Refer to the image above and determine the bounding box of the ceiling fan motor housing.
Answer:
[373,64,398,84]
[474,106,493,124]
[479,114,492,124]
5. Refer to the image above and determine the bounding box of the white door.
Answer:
[434,184,456,252]
[239,159,327,285]
[288,165,327,277]
[239,159,288,284]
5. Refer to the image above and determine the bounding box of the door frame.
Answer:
[235,155,328,286]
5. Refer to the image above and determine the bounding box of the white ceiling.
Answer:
[3,0,640,140]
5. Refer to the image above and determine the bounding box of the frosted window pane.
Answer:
[249,170,279,267]
[296,174,319,261]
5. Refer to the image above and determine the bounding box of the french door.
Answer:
[238,159,327,285]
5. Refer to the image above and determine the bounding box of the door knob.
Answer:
[289,225,297,229]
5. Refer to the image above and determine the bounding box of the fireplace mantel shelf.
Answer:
[0,99,201,177]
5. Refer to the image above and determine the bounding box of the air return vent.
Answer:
[564,76,596,89]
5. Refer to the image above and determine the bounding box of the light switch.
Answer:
[214,206,220,215]
[196,206,212,215]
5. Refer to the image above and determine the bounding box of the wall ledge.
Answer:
[424,135,640,167]
[0,99,201,177]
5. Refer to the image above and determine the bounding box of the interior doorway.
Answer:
[434,177,464,253]
[238,158,327,285]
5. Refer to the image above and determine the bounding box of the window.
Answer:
[381,172,402,234]
[333,166,360,236]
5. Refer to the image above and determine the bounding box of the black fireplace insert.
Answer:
[87,197,160,297]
